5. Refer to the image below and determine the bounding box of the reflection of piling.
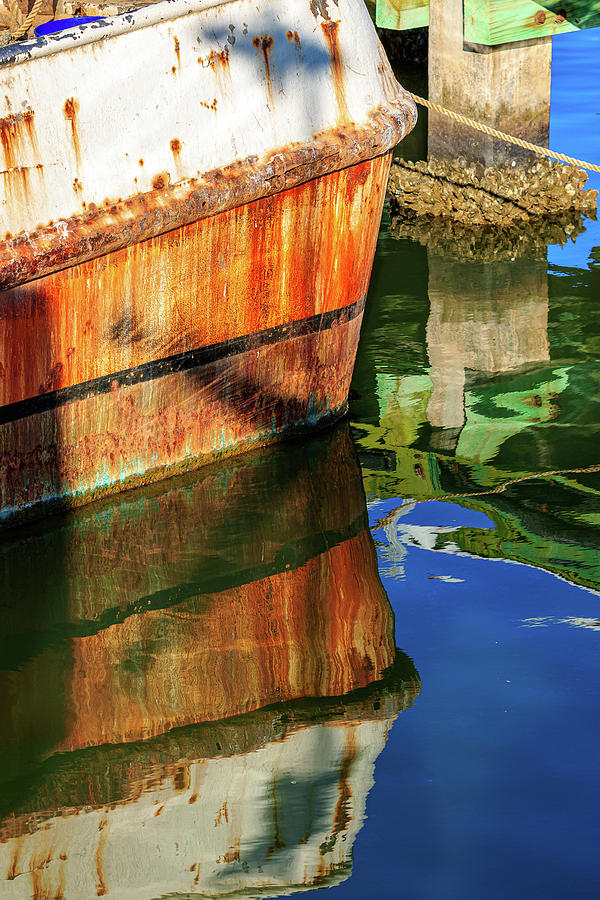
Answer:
[428,0,552,167]
[426,249,549,437]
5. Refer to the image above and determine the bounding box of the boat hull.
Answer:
[0,153,390,524]
[0,0,416,523]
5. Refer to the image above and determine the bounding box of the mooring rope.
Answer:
[1,0,44,43]
[409,92,600,175]
[375,462,600,530]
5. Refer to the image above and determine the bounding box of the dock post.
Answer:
[428,0,553,166]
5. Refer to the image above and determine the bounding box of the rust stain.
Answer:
[174,35,181,68]
[252,36,274,106]
[321,21,349,124]
[200,98,218,111]
[188,792,198,804]
[138,158,144,166]
[73,178,83,194]
[154,804,164,816]
[0,109,35,169]
[265,774,286,858]
[64,98,81,168]
[152,171,171,190]
[199,45,230,68]
[332,728,357,834]
[286,29,302,50]
[214,801,229,827]
[169,143,184,182]
[1,165,33,204]
[95,816,109,896]
[7,835,24,879]
[222,841,241,864]
[28,847,66,900]
[310,0,336,20]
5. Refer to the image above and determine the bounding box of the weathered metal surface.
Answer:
[0,0,415,287]
[0,0,415,521]
[0,155,386,407]
[0,155,389,523]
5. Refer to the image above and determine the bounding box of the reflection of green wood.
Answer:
[457,369,571,464]
[464,0,597,46]
[375,0,429,30]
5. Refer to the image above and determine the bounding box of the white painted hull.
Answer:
[0,720,393,898]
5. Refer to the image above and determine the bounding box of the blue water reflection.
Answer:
[350,496,600,900]
[549,30,600,267]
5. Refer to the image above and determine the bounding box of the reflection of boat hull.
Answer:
[0,0,415,526]
[0,723,387,898]
[50,528,394,751]
[0,418,418,897]
[0,658,420,899]
[0,427,395,755]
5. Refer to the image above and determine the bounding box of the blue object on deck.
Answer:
[34,17,104,37]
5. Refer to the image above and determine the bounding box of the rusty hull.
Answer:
[0,154,391,524]
[0,117,406,292]
[0,0,417,520]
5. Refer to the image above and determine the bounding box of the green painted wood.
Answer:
[375,0,429,31]
[464,0,599,46]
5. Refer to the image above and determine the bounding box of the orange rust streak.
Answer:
[286,30,302,50]
[64,98,81,169]
[0,109,35,170]
[321,21,350,124]
[332,728,357,834]
[0,155,390,407]
[95,818,108,896]
[253,35,274,106]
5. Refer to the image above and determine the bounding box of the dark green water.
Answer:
[0,30,599,900]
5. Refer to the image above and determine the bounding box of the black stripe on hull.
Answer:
[0,297,365,426]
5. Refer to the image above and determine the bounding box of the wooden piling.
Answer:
[428,0,553,166]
